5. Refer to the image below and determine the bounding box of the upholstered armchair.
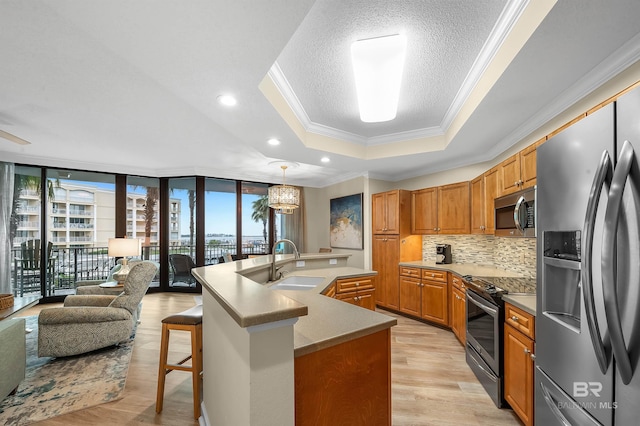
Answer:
[38,261,158,358]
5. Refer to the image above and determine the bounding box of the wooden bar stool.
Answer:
[155,304,203,419]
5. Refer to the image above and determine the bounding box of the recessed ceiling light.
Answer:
[268,138,281,146]
[217,94,237,106]
[351,34,407,123]
[321,156,330,163]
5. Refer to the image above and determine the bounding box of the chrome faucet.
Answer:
[270,239,300,281]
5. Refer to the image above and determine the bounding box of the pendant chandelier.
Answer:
[268,165,300,214]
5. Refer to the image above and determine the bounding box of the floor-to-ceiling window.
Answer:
[167,177,197,288]
[127,176,161,287]
[7,165,281,298]
[9,166,43,296]
[204,178,236,264]
[45,169,115,296]
[241,182,270,257]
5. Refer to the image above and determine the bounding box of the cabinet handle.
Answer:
[355,282,359,287]
[511,315,519,322]
[433,227,437,231]
[530,353,536,361]
[431,273,435,277]
[524,348,531,355]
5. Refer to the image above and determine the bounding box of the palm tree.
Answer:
[251,195,269,243]
[10,174,58,244]
[142,187,158,260]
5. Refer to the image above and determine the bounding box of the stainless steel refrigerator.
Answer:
[536,86,640,426]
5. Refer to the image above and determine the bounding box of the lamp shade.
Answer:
[268,185,300,211]
[108,238,141,258]
[268,165,300,212]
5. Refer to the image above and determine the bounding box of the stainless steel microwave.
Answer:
[494,187,536,237]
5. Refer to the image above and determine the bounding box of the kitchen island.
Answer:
[192,253,395,426]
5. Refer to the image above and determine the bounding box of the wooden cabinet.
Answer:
[295,329,391,425]
[411,182,470,235]
[336,288,376,310]
[373,235,400,310]
[438,182,470,234]
[399,268,421,316]
[504,303,535,426]
[449,274,467,345]
[372,189,411,235]
[471,168,498,234]
[398,267,448,327]
[329,276,377,311]
[411,188,438,234]
[498,138,543,196]
[372,190,422,311]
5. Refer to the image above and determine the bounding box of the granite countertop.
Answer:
[193,256,395,357]
[503,294,536,316]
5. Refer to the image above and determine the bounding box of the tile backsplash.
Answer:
[422,235,536,279]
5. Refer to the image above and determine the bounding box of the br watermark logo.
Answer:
[573,382,602,397]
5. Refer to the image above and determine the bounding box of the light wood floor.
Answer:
[18,294,521,425]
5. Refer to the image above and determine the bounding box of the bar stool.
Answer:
[155,304,203,419]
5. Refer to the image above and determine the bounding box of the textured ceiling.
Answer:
[276,0,507,140]
[1,0,640,187]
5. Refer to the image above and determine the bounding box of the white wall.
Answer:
[305,176,369,268]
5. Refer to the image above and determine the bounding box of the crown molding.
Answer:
[440,0,529,130]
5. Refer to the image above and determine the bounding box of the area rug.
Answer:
[0,316,134,425]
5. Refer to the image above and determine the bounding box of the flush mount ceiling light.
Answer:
[350,34,407,123]
[268,165,300,213]
[321,156,330,163]
[217,94,237,106]
[268,138,281,146]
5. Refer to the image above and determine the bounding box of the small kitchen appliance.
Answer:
[435,244,452,264]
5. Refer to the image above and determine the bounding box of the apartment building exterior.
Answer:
[13,183,181,248]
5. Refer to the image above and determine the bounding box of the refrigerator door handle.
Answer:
[539,381,573,426]
[602,140,636,385]
[582,149,613,374]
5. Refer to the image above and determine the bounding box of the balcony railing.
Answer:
[9,241,269,297]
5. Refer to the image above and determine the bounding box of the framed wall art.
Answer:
[329,193,363,250]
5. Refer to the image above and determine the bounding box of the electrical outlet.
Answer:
[296,260,305,268]
[329,258,337,265]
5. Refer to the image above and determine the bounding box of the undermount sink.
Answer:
[268,276,324,291]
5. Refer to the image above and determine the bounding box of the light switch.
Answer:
[329,258,338,265]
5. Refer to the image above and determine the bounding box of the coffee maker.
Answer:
[436,244,452,264]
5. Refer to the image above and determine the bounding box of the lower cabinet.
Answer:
[324,275,377,311]
[450,284,466,345]
[504,303,535,426]
[295,328,391,425]
[398,267,448,327]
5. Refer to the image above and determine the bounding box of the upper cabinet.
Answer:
[372,189,412,235]
[411,182,470,235]
[497,138,544,196]
[470,167,498,234]
[410,188,437,234]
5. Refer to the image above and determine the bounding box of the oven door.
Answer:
[466,289,501,374]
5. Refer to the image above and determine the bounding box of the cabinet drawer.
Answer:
[399,266,421,278]
[505,303,535,339]
[422,269,447,282]
[336,277,374,293]
[450,274,467,290]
